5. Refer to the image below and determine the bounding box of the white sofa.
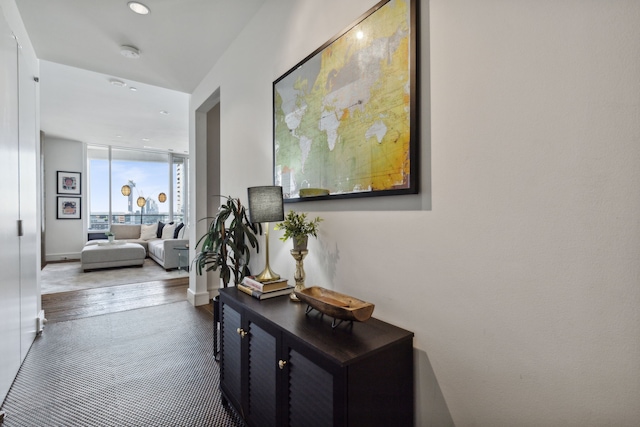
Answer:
[109,223,188,270]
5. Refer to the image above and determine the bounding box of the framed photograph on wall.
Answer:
[57,196,81,220]
[57,171,81,195]
[273,0,418,202]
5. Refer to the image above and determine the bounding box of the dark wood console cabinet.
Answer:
[218,287,414,427]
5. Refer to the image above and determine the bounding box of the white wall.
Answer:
[190,0,640,425]
[43,136,86,260]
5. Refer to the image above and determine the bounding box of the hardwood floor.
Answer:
[41,277,213,323]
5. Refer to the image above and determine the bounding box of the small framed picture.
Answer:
[57,171,81,195]
[57,196,81,219]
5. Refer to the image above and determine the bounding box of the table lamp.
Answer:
[247,186,284,282]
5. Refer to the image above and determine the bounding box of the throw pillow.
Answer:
[140,223,158,240]
[173,223,185,238]
[157,221,166,238]
[161,223,177,240]
[178,225,188,240]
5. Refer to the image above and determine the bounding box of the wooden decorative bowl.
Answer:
[295,287,375,322]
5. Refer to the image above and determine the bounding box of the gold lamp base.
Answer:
[254,264,281,282]
[254,222,280,282]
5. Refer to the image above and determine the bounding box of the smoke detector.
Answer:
[120,45,140,59]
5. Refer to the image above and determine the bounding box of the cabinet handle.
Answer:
[278,360,287,370]
[236,328,247,338]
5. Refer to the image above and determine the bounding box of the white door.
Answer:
[18,29,40,360]
[0,11,22,401]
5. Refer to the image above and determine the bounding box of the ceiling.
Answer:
[15,0,266,153]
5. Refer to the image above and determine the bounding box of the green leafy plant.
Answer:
[274,210,323,246]
[194,196,260,287]
[104,231,114,237]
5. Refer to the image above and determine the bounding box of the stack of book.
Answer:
[237,276,294,300]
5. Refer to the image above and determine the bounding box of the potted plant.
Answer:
[194,196,260,287]
[104,231,115,242]
[194,195,261,361]
[275,210,323,250]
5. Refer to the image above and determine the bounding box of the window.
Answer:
[87,146,110,230]
[172,155,188,224]
[87,145,188,231]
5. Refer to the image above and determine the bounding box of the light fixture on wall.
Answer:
[158,192,167,203]
[247,186,284,282]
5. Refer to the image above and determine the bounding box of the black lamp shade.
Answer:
[247,186,284,224]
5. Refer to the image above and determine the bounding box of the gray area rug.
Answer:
[41,259,188,294]
[0,301,244,427]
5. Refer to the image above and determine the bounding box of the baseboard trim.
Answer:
[46,253,81,262]
[187,288,210,306]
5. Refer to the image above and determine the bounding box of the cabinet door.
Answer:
[284,344,337,427]
[245,312,280,427]
[220,301,242,411]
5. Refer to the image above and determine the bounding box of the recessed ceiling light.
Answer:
[128,2,150,15]
[129,87,137,92]
[142,138,150,142]
[159,110,169,115]
[120,45,140,59]
[109,79,126,87]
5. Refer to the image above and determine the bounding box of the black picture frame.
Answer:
[57,171,81,195]
[273,0,418,202]
[57,196,81,219]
